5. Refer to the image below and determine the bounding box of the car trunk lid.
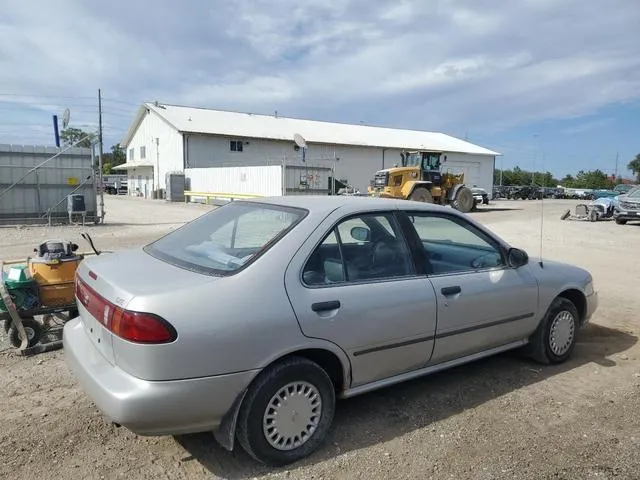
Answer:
[75,247,219,366]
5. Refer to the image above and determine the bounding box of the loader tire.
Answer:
[452,187,474,213]
[409,187,433,203]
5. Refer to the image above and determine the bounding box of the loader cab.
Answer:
[401,151,444,187]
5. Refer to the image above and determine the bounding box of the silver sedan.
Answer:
[63,195,598,466]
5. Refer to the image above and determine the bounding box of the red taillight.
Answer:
[75,276,176,344]
[111,310,175,344]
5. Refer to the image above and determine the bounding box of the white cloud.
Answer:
[0,0,639,146]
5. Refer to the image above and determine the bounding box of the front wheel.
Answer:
[452,187,474,213]
[527,297,579,364]
[615,218,627,225]
[408,187,433,203]
[236,356,336,466]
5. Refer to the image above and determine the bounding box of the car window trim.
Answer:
[300,209,421,289]
[395,210,509,277]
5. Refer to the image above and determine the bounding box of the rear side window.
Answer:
[145,202,306,275]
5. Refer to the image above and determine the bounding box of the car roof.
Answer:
[241,195,452,216]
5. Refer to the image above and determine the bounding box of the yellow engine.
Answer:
[28,240,83,307]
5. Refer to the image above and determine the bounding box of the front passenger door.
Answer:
[403,212,539,364]
[284,211,438,388]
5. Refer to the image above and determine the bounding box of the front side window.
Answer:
[145,202,306,275]
[303,213,414,286]
[406,213,505,275]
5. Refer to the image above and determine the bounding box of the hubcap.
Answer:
[549,310,575,356]
[25,327,36,341]
[263,381,322,451]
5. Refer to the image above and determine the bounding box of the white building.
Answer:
[117,102,500,198]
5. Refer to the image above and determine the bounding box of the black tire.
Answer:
[452,187,474,213]
[615,218,627,225]
[560,209,571,220]
[408,187,433,203]
[527,297,579,365]
[236,356,336,466]
[7,317,42,349]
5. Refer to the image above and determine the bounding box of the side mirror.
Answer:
[508,248,529,268]
[350,226,371,242]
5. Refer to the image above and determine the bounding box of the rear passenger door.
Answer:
[284,210,438,388]
[400,211,539,364]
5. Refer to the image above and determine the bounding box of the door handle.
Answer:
[441,286,461,296]
[311,300,341,312]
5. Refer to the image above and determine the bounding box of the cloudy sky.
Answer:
[1,0,639,178]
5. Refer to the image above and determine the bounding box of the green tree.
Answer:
[101,144,126,174]
[494,167,558,187]
[561,174,575,187]
[571,169,611,189]
[60,127,96,148]
[628,154,640,183]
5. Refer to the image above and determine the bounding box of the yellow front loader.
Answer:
[367,151,475,213]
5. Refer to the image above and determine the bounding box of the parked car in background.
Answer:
[470,186,489,206]
[64,196,598,466]
[614,186,640,225]
[101,174,128,195]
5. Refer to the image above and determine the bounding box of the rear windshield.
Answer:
[144,201,307,275]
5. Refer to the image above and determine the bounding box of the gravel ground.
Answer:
[1,196,639,480]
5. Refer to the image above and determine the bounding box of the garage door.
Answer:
[443,161,481,187]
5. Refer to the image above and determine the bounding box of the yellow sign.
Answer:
[66,177,79,185]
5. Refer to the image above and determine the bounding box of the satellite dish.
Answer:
[293,133,307,149]
[62,108,70,129]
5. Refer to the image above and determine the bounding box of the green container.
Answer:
[3,265,35,289]
[0,266,36,312]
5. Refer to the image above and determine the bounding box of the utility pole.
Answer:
[614,151,619,180]
[97,88,105,223]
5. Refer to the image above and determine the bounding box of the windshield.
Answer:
[145,201,307,275]
[404,153,422,167]
[627,187,640,198]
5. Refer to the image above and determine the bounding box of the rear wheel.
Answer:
[452,187,474,213]
[408,187,433,203]
[236,356,336,466]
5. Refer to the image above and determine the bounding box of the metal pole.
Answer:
[98,89,105,222]
[156,137,160,198]
[282,155,287,196]
[332,151,336,195]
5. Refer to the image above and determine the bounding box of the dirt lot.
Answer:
[1,196,639,480]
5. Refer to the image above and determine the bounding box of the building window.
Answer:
[128,148,134,161]
[230,140,243,152]
[140,146,146,159]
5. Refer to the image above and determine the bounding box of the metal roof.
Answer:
[122,102,501,156]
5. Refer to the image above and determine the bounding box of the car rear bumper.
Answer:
[63,318,258,436]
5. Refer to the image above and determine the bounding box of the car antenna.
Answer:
[537,153,545,269]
